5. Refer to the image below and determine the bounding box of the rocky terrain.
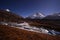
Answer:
[0,9,24,22]
[0,25,60,40]
[0,9,60,40]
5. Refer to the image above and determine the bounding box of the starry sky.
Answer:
[0,0,60,17]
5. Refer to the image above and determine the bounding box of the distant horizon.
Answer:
[0,0,60,17]
[4,9,60,17]
[1,8,60,18]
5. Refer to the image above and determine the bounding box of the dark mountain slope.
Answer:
[43,13,60,19]
[0,10,24,22]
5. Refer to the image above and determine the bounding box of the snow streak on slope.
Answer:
[0,22,60,35]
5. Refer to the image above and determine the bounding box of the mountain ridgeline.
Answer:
[26,12,45,19]
[43,13,60,19]
[0,10,24,23]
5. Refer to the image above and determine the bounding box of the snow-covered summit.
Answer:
[26,12,45,19]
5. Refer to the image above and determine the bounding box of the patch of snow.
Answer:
[27,12,45,19]
[38,12,45,17]
[40,28,49,34]
[0,22,60,35]
[17,22,29,26]
[58,15,60,16]
[33,14,37,17]
[0,22,8,25]
[48,30,60,35]
[5,9,10,12]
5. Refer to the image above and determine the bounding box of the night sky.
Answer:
[0,0,60,17]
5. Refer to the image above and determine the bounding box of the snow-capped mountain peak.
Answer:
[36,12,45,17]
[27,12,45,19]
[33,12,45,17]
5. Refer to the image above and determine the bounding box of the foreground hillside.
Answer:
[0,25,60,40]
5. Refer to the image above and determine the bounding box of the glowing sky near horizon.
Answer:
[0,0,60,17]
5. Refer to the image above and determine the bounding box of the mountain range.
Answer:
[0,9,60,31]
[26,12,60,19]
[0,9,60,40]
[0,9,60,20]
[44,13,60,19]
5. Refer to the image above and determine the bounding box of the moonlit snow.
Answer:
[0,22,60,35]
[27,12,45,19]
[5,9,10,12]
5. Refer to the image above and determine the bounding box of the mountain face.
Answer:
[26,12,45,19]
[44,13,60,19]
[0,9,24,22]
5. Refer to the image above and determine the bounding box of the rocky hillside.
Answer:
[0,10,24,23]
[0,25,60,40]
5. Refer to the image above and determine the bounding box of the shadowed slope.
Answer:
[0,10,24,22]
